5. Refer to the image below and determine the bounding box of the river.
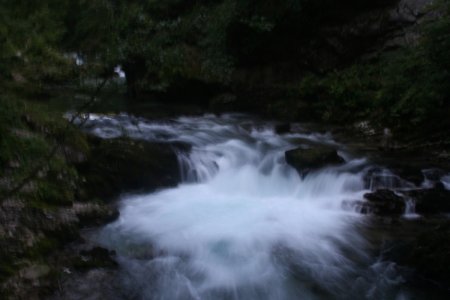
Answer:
[67,113,449,300]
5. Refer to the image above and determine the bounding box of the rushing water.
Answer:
[73,113,447,300]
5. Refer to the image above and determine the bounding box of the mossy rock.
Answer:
[285,145,344,174]
[79,137,185,199]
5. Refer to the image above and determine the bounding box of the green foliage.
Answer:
[0,0,400,95]
[297,65,379,123]
[0,93,87,207]
[295,3,450,133]
[0,0,75,83]
[0,0,448,132]
[61,0,386,93]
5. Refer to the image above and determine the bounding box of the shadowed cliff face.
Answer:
[230,0,435,88]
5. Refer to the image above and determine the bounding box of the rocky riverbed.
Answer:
[48,113,450,300]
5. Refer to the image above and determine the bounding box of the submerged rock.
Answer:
[285,146,344,174]
[363,189,405,215]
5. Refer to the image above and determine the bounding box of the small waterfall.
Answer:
[368,169,414,191]
[442,174,450,190]
[402,196,420,219]
[78,114,420,300]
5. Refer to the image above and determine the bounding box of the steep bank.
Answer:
[0,95,185,299]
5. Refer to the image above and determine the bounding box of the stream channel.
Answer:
[61,113,450,300]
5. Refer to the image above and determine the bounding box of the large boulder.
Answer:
[363,189,406,215]
[78,137,186,199]
[285,146,344,174]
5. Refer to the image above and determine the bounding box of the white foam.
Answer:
[89,114,409,299]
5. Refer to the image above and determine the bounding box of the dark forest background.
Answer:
[1,0,449,134]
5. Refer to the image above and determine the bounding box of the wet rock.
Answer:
[363,189,405,215]
[73,202,119,226]
[73,247,118,271]
[406,183,450,214]
[367,157,425,186]
[285,146,344,174]
[275,123,291,134]
[364,167,415,190]
[79,137,184,199]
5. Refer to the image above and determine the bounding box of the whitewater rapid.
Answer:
[80,113,416,300]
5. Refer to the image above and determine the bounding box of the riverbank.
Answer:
[0,90,191,298]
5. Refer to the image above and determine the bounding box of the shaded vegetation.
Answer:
[1,0,449,138]
[294,41,450,132]
[0,94,82,200]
